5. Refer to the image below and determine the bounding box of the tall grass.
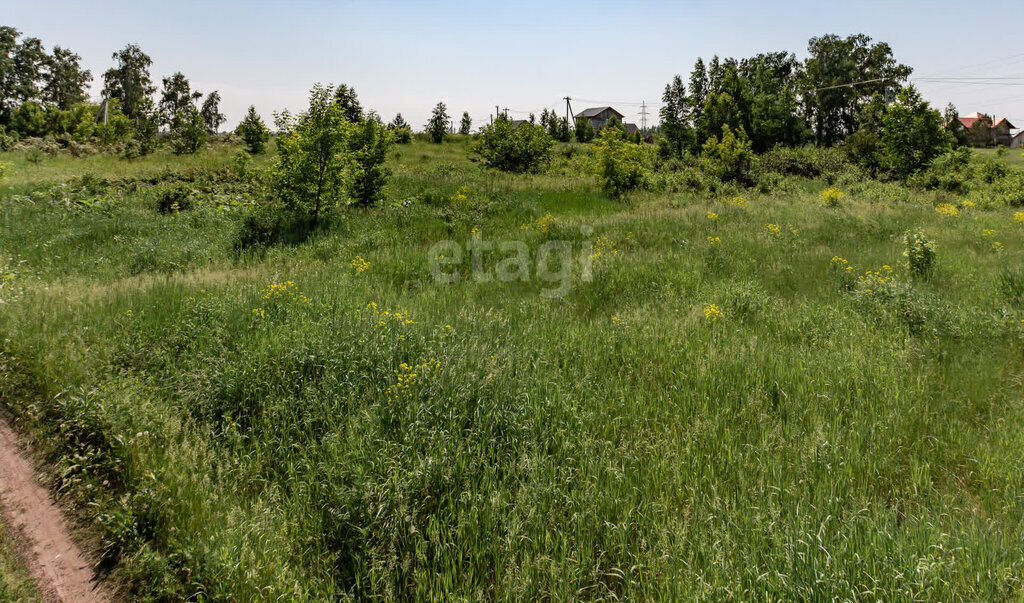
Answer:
[0,141,1022,599]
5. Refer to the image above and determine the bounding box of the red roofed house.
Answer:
[955,112,1016,147]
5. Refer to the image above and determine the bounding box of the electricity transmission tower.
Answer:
[639,101,649,134]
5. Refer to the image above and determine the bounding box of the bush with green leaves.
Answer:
[700,124,755,185]
[133,97,161,156]
[904,229,936,278]
[169,107,207,155]
[236,105,270,154]
[0,161,8,181]
[847,87,952,180]
[392,126,412,144]
[0,126,15,151]
[273,84,352,222]
[594,126,648,198]
[471,117,554,174]
[348,114,395,207]
[155,184,194,214]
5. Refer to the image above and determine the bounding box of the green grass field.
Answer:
[0,139,1022,599]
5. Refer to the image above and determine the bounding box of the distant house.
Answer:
[1010,130,1024,149]
[574,107,625,130]
[954,112,1016,147]
[624,123,640,137]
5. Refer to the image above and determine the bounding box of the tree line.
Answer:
[0,27,227,154]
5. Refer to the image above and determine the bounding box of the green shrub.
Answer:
[0,126,16,151]
[155,184,194,214]
[0,161,8,182]
[700,124,755,185]
[975,157,1007,184]
[993,171,1024,207]
[234,211,282,253]
[236,105,270,154]
[903,229,936,278]
[471,118,554,174]
[393,126,412,144]
[348,114,395,207]
[760,146,848,179]
[910,148,971,192]
[594,126,648,198]
[170,108,208,155]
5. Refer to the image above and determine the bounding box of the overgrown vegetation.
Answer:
[471,116,554,174]
[2,24,1024,602]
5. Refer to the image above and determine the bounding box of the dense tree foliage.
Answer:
[0,27,93,126]
[459,111,472,135]
[801,34,912,146]
[847,86,952,179]
[333,83,362,122]
[274,84,353,221]
[102,44,155,120]
[159,72,202,127]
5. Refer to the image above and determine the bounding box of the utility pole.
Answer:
[495,105,500,121]
[565,96,574,135]
[639,101,649,134]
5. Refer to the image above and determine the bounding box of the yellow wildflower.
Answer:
[703,304,723,322]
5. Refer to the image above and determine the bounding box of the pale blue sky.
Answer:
[6,0,1024,130]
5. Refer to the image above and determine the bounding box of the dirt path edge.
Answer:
[0,418,112,602]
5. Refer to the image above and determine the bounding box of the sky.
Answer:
[6,0,1024,131]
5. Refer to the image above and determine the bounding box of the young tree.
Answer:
[134,97,161,155]
[102,44,155,120]
[943,103,970,148]
[390,113,408,129]
[236,105,270,153]
[459,111,472,135]
[967,113,994,148]
[170,107,208,154]
[660,74,691,158]
[200,91,226,133]
[333,83,362,122]
[426,102,449,143]
[555,117,571,142]
[575,116,595,143]
[595,126,648,199]
[349,112,395,207]
[42,46,91,110]
[274,84,353,222]
[159,72,202,127]
[688,57,707,129]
